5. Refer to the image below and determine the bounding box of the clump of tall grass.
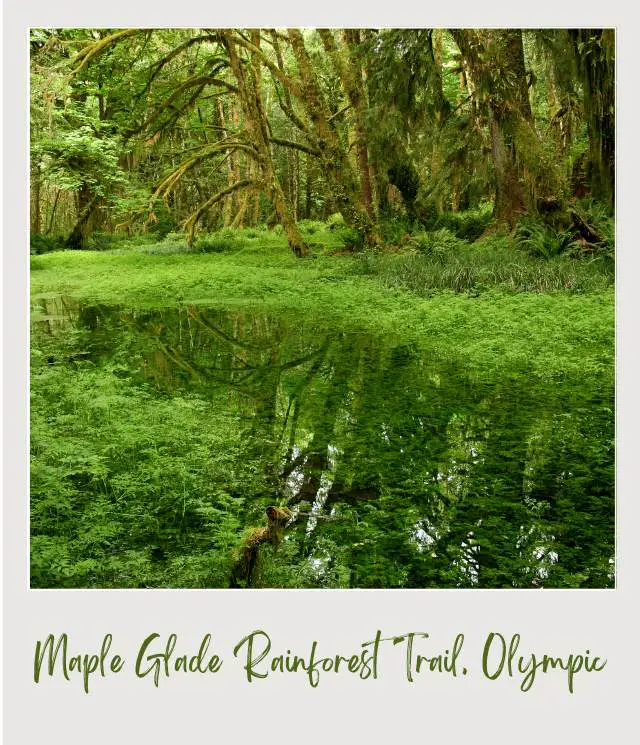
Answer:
[195,235,237,253]
[354,237,613,294]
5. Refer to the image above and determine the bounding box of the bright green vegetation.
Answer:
[31,233,614,589]
[30,28,615,588]
[31,231,613,382]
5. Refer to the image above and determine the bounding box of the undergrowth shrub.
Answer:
[30,234,66,255]
[409,228,467,257]
[435,203,494,241]
[194,227,245,253]
[515,219,580,259]
[380,215,415,246]
[339,227,365,250]
[326,213,346,230]
[414,194,440,230]
[298,219,327,235]
[88,232,156,251]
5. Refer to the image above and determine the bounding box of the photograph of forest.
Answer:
[29,28,614,589]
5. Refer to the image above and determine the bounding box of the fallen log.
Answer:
[570,209,603,245]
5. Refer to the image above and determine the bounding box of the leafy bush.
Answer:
[86,232,161,252]
[326,213,346,230]
[190,227,251,253]
[298,219,328,235]
[87,232,131,251]
[414,193,440,230]
[241,227,262,239]
[165,231,188,243]
[339,227,365,250]
[87,232,119,251]
[379,215,414,246]
[147,202,175,239]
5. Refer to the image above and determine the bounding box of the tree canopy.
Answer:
[30,28,614,253]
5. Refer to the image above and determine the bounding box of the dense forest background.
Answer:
[30,29,615,589]
[30,28,614,255]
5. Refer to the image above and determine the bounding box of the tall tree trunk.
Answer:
[46,189,61,235]
[250,160,261,225]
[316,29,378,231]
[216,99,235,227]
[292,149,299,221]
[488,108,527,224]
[289,29,378,244]
[230,187,249,229]
[222,31,308,257]
[305,152,313,219]
[66,183,101,250]
[451,29,536,227]
[342,30,374,220]
[569,29,615,209]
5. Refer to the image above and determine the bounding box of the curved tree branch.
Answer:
[71,29,149,75]
[269,137,320,157]
[184,178,256,244]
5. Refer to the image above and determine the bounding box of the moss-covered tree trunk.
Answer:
[222,31,308,257]
[341,30,375,220]
[30,161,42,236]
[569,29,615,210]
[66,183,101,250]
[289,29,379,245]
[452,29,536,227]
[305,152,313,218]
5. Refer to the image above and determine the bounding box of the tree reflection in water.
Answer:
[30,297,614,588]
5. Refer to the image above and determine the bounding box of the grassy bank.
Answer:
[31,232,614,385]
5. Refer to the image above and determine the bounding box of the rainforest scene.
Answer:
[29,28,614,588]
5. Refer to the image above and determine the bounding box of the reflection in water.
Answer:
[31,296,615,588]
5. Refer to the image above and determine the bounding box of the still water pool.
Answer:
[30,296,614,588]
